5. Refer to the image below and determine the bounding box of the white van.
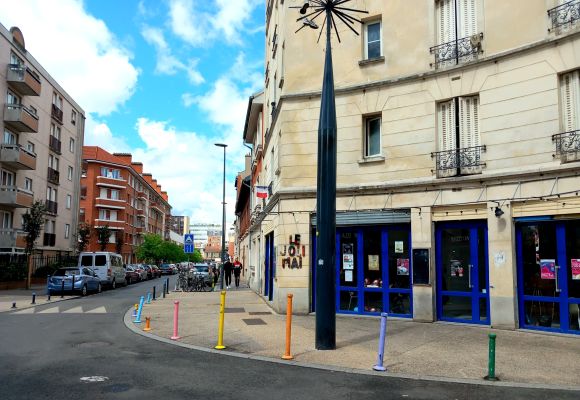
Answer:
[78,252,126,289]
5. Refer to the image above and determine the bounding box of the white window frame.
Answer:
[1,211,12,229]
[364,19,382,60]
[364,115,382,157]
[69,138,75,153]
[1,169,15,186]
[3,130,17,145]
[66,194,72,209]
[64,224,70,239]
[67,166,73,181]
[26,141,35,154]
[24,178,32,192]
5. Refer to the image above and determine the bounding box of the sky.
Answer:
[0,0,265,228]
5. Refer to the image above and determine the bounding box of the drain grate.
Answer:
[243,318,267,325]
[248,311,271,315]
[224,307,245,313]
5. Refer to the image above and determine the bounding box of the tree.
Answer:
[23,201,46,289]
[115,232,124,254]
[189,249,203,263]
[94,225,112,251]
[77,223,91,253]
[135,233,164,263]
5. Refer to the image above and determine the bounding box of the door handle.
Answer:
[555,265,561,293]
[468,264,473,289]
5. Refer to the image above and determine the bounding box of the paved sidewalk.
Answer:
[0,285,78,312]
[129,288,580,388]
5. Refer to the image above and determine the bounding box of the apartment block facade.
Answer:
[81,146,171,263]
[236,0,580,335]
[0,24,84,255]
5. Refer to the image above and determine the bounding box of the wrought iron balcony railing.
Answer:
[46,200,58,215]
[548,0,580,31]
[430,33,483,68]
[51,103,63,124]
[553,130,580,162]
[47,167,60,185]
[49,135,61,154]
[431,145,486,178]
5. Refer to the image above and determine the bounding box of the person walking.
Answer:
[223,258,233,289]
[233,258,242,288]
[212,265,219,290]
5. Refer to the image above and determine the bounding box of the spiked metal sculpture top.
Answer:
[290,0,368,350]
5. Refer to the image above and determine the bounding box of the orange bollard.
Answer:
[282,293,294,360]
[144,316,151,332]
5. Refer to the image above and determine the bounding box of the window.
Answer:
[64,224,70,239]
[67,166,73,181]
[108,232,116,244]
[435,0,479,67]
[364,20,382,60]
[24,178,32,192]
[6,90,20,105]
[45,220,56,234]
[364,116,382,157]
[46,187,57,201]
[48,154,59,170]
[50,123,61,139]
[26,141,35,154]
[1,211,12,229]
[3,130,17,145]
[1,170,15,186]
[110,189,120,200]
[71,110,77,125]
[100,167,120,179]
[66,194,72,209]
[52,92,63,109]
[560,70,580,132]
[99,209,118,221]
[10,52,23,66]
[69,138,75,153]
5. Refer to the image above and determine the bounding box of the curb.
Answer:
[1,294,81,314]
[122,307,580,392]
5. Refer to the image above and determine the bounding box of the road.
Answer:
[0,276,576,400]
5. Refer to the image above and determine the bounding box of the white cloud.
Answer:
[0,0,139,117]
[168,0,262,46]
[141,25,204,84]
[84,116,131,154]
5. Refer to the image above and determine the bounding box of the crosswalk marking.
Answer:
[13,308,34,314]
[63,306,84,313]
[9,305,110,314]
[37,306,59,313]
[85,306,107,314]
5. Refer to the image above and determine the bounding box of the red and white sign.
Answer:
[256,186,268,199]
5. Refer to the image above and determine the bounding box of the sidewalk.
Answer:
[128,287,580,388]
[0,285,78,312]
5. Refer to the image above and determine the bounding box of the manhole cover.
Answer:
[243,318,267,325]
[225,307,245,313]
[80,376,109,383]
[248,311,271,315]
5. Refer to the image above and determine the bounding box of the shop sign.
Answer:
[278,243,305,269]
[571,259,580,280]
[540,259,556,280]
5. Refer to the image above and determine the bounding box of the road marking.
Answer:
[13,308,35,314]
[63,306,84,313]
[37,307,59,313]
[80,376,109,383]
[85,306,107,314]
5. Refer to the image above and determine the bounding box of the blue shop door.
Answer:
[264,232,275,302]
[436,222,489,324]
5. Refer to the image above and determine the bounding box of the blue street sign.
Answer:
[184,234,194,254]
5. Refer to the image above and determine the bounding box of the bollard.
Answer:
[153,286,156,301]
[11,302,16,309]
[166,278,170,294]
[162,283,166,299]
[31,292,36,305]
[171,301,181,340]
[144,316,152,332]
[71,275,75,292]
[215,291,226,350]
[146,292,152,304]
[46,275,51,301]
[282,294,294,360]
[484,333,499,381]
[47,291,51,301]
[132,303,138,317]
[61,279,65,298]
[373,312,388,371]
[134,296,145,323]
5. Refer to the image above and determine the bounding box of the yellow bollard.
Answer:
[215,290,226,350]
[144,316,151,332]
[282,294,294,360]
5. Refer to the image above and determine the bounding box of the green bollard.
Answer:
[484,333,499,381]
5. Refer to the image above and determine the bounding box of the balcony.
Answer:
[548,0,580,32]
[96,175,125,188]
[95,198,126,209]
[49,135,61,154]
[51,104,63,124]
[135,226,144,235]
[0,144,36,170]
[553,130,580,163]
[151,202,164,212]
[47,167,59,185]
[4,104,39,133]
[430,33,483,69]
[431,145,486,178]
[0,229,26,250]
[0,186,33,208]
[6,64,41,96]
[94,219,125,230]
[80,186,87,199]
[43,233,56,247]
[136,209,145,218]
[136,190,146,199]
[45,200,58,215]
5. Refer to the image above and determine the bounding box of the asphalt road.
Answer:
[0,276,577,400]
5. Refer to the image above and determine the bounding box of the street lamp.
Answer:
[215,143,228,290]
[291,0,368,350]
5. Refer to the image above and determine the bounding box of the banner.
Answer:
[256,186,268,199]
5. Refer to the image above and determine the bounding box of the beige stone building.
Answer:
[236,0,580,335]
[0,24,84,256]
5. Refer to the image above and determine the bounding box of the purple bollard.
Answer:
[373,312,388,371]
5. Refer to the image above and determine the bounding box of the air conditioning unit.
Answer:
[470,34,482,49]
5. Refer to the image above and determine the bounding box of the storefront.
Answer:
[516,219,580,334]
[435,221,490,324]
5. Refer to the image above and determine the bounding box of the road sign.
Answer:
[184,234,194,254]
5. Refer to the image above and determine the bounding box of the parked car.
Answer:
[142,265,153,280]
[191,263,212,287]
[150,265,161,278]
[47,267,102,296]
[159,264,174,275]
[125,265,141,285]
[133,264,148,281]
[78,252,126,289]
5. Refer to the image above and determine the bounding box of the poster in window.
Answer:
[397,258,410,276]
[368,255,380,271]
[394,241,404,253]
[343,253,354,270]
[345,270,353,282]
[540,259,556,280]
[571,259,580,280]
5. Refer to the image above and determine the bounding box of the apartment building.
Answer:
[170,215,190,236]
[237,0,580,335]
[81,146,172,263]
[0,24,84,255]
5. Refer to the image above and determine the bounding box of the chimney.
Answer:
[113,153,132,166]
[131,162,143,174]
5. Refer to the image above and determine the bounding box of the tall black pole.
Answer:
[220,146,227,290]
[315,8,337,350]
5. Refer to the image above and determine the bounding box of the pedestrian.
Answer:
[212,265,219,289]
[233,258,242,288]
[223,258,233,289]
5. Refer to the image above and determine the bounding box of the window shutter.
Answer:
[437,99,457,177]
[458,0,477,38]
[561,71,580,132]
[459,96,481,174]
[437,0,456,44]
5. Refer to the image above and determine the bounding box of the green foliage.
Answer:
[0,263,27,281]
[94,225,111,251]
[77,223,91,253]
[115,232,124,254]
[135,234,190,263]
[188,249,203,263]
[22,201,46,254]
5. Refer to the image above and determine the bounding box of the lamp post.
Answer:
[215,143,228,290]
[291,0,367,350]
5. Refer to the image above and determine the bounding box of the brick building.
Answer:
[80,146,171,263]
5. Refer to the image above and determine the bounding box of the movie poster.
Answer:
[397,258,410,276]
[571,259,580,280]
[540,259,556,280]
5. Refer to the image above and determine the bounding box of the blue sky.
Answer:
[0,0,265,226]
